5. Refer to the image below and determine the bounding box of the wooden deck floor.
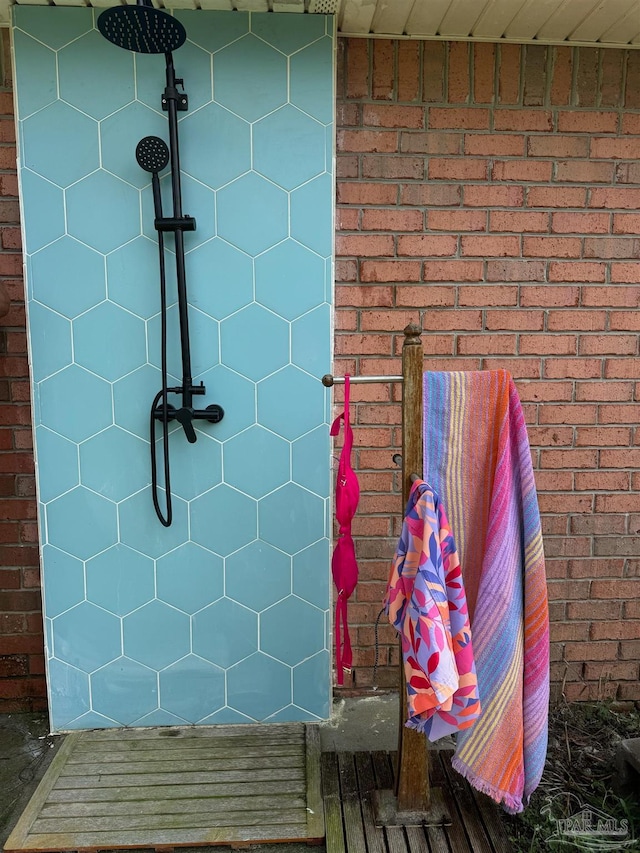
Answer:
[322,750,513,853]
[4,724,324,852]
[5,724,512,853]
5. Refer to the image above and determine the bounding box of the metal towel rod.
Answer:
[322,373,403,386]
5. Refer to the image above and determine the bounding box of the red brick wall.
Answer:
[335,39,640,704]
[0,32,45,711]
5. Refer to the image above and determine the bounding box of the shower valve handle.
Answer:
[175,407,197,444]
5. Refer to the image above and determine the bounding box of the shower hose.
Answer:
[149,230,173,527]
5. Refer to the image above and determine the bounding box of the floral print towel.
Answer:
[384,479,481,742]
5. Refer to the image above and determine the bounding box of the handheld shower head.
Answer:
[136,136,170,174]
[97,3,187,55]
[137,136,169,221]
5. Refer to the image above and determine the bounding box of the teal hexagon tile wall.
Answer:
[251,12,326,53]
[22,102,99,188]
[58,31,135,120]
[291,174,333,257]
[192,598,258,668]
[156,543,223,613]
[227,653,291,720]
[47,658,90,730]
[180,105,251,190]
[31,237,106,318]
[11,31,56,120]
[106,237,163,319]
[28,305,72,383]
[19,171,65,253]
[41,546,84,619]
[187,239,253,319]
[159,656,225,722]
[86,545,155,616]
[91,657,158,726]
[226,541,291,611]
[15,7,333,731]
[174,10,249,53]
[293,539,330,610]
[214,36,287,122]
[35,427,79,503]
[292,304,332,375]
[13,6,92,50]
[290,39,335,125]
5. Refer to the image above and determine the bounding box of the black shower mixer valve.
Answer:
[154,384,224,444]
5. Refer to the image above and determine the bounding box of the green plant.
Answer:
[503,701,640,851]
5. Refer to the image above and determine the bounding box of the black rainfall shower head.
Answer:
[97,3,187,55]
[136,136,170,173]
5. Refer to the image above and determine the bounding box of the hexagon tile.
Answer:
[14,6,334,730]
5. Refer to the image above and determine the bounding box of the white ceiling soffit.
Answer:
[6,0,640,47]
[335,0,640,47]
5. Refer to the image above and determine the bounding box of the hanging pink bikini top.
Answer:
[330,375,360,685]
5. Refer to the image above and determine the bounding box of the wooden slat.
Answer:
[425,820,450,853]
[32,810,306,834]
[75,735,305,752]
[40,795,306,819]
[321,752,346,853]
[337,753,367,853]
[466,784,513,853]
[61,755,304,775]
[436,752,491,853]
[69,743,303,762]
[405,825,430,853]
[353,753,385,853]
[385,827,408,853]
[423,751,452,851]
[55,767,305,789]
[371,750,395,791]
[306,725,325,840]
[19,824,310,850]
[47,779,304,802]
[82,722,303,741]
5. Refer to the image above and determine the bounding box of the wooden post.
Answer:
[395,323,430,812]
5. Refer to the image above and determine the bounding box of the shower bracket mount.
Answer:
[162,79,188,111]
[154,215,196,232]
